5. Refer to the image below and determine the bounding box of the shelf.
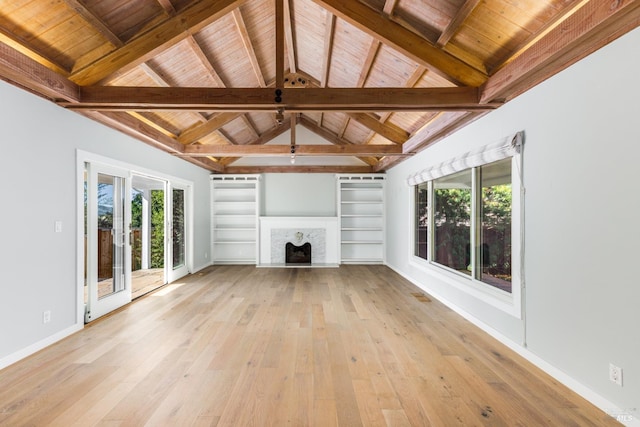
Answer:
[212,213,256,217]
[338,174,385,264]
[341,227,382,231]
[211,174,260,265]
[214,227,256,231]
[341,201,382,204]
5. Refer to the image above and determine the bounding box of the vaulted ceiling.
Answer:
[1,0,638,173]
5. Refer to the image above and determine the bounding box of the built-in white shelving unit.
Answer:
[211,175,260,264]
[337,174,385,264]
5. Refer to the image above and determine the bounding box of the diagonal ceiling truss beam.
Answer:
[310,0,487,86]
[69,0,248,85]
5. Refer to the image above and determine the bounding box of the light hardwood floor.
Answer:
[0,265,619,426]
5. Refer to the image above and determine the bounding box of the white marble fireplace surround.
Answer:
[259,217,339,267]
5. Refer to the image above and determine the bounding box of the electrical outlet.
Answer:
[43,310,51,324]
[609,363,623,386]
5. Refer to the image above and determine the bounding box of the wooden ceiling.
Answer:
[1,0,638,173]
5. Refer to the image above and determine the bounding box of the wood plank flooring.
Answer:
[0,265,619,426]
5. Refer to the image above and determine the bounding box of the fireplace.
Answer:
[285,242,311,264]
[259,217,339,266]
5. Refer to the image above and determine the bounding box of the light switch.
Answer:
[55,221,62,233]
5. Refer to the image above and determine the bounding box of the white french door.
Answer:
[167,183,189,283]
[85,163,132,322]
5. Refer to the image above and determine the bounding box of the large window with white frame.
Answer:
[409,132,523,315]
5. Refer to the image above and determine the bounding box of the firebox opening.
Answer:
[285,242,311,264]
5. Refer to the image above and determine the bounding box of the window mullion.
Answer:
[427,180,433,261]
[472,167,481,280]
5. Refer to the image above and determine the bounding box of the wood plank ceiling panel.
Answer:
[365,45,420,88]
[319,112,349,138]
[0,1,104,71]
[196,131,232,147]
[327,19,373,88]
[146,39,221,88]
[0,0,635,173]
[195,14,260,87]
[246,111,279,135]
[291,0,328,82]
[455,0,563,71]
[83,0,165,42]
[219,119,259,145]
[342,119,382,145]
[392,0,459,42]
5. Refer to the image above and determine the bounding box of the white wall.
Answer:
[386,27,640,420]
[262,173,336,216]
[0,82,211,367]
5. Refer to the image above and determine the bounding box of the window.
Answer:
[479,160,512,292]
[408,131,523,313]
[414,182,428,260]
[434,170,472,276]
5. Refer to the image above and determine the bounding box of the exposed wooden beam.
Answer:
[185,36,226,88]
[346,113,409,144]
[320,13,335,88]
[182,143,405,157]
[0,42,79,102]
[299,116,380,166]
[0,27,70,77]
[215,120,291,166]
[283,0,297,73]
[178,112,243,144]
[481,0,640,104]
[436,0,481,47]
[232,9,267,87]
[275,0,285,88]
[156,0,177,15]
[241,115,260,139]
[69,0,247,85]
[383,0,399,15]
[357,40,380,88]
[311,0,487,86]
[225,165,374,174]
[493,0,588,73]
[64,86,496,112]
[79,110,223,172]
[138,62,208,127]
[63,0,124,47]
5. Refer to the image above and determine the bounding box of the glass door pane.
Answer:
[98,173,126,298]
[172,188,185,270]
[130,175,166,299]
[85,163,131,322]
[167,184,189,283]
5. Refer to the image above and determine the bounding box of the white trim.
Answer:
[408,155,523,318]
[76,150,195,324]
[0,324,82,371]
[386,262,639,427]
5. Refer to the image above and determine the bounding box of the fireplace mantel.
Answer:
[259,216,339,267]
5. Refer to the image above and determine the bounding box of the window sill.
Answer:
[409,256,522,318]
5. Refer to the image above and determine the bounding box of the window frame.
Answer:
[410,155,522,318]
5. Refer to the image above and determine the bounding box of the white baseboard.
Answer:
[191,261,212,274]
[0,323,83,371]
[386,262,639,427]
